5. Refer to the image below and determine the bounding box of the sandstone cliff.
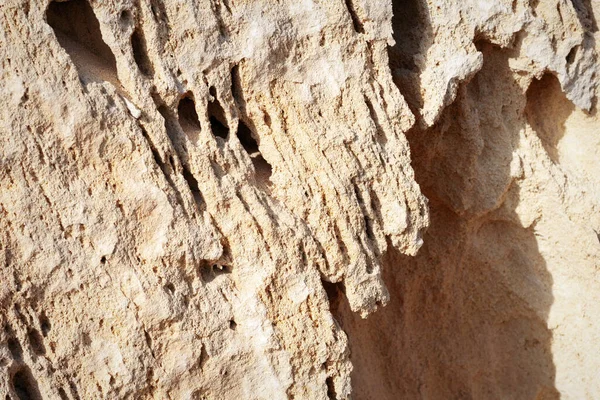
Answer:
[0,0,598,399]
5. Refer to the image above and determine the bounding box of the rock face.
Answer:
[0,0,598,399]
[338,1,600,399]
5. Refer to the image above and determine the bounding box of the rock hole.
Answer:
[566,45,578,65]
[344,0,364,34]
[207,88,229,139]
[68,380,81,400]
[27,329,46,355]
[571,0,598,32]
[332,223,350,266]
[237,120,259,154]
[119,9,132,25]
[199,344,209,369]
[322,280,345,314]
[178,96,199,127]
[164,283,175,294]
[325,376,337,399]
[214,264,231,273]
[364,215,375,240]
[146,367,155,383]
[153,104,186,162]
[46,0,118,85]
[131,28,154,77]
[12,366,42,400]
[177,94,201,142]
[237,120,273,189]
[7,338,23,361]
[100,256,106,264]
[263,113,272,128]
[210,117,229,139]
[58,388,68,400]
[199,262,231,283]
[229,320,237,330]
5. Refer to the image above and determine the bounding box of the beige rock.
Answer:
[339,1,600,399]
[0,0,598,399]
[0,0,424,398]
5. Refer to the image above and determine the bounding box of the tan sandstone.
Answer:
[0,0,598,399]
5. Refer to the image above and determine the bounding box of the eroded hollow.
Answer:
[7,338,23,361]
[237,120,272,190]
[177,94,201,143]
[27,330,46,356]
[12,366,42,400]
[46,0,118,85]
[199,262,232,283]
[237,120,259,154]
[525,73,575,164]
[208,88,230,139]
[387,0,433,115]
[58,388,68,400]
[131,28,154,77]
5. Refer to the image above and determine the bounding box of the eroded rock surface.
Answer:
[338,1,600,399]
[0,0,599,399]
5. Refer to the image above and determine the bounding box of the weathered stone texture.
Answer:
[0,0,598,399]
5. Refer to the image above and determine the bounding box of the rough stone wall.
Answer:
[336,0,600,399]
[0,0,599,400]
[0,0,425,398]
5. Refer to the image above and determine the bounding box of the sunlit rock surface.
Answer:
[0,0,598,399]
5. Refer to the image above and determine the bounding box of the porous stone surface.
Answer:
[0,0,598,399]
[339,0,600,399]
